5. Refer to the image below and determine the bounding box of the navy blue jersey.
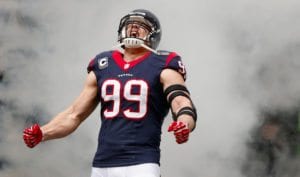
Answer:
[87,50,186,167]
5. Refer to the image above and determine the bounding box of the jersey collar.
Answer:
[112,50,151,71]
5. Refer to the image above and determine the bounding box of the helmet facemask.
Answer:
[117,14,160,53]
[121,17,152,47]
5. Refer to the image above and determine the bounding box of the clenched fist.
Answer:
[23,124,43,148]
[168,121,190,144]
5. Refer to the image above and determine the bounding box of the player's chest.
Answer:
[100,60,159,84]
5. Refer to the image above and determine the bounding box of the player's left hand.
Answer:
[168,121,190,144]
[23,124,43,148]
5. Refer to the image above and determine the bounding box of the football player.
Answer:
[23,9,197,177]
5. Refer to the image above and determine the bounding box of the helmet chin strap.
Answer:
[114,38,158,54]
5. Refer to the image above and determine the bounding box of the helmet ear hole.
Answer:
[150,35,155,45]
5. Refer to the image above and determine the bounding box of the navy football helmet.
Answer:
[118,9,161,50]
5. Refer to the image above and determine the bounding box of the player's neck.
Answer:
[123,47,149,62]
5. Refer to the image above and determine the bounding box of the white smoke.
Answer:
[1,0,300,177]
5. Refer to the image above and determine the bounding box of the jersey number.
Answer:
[101,79,148,119]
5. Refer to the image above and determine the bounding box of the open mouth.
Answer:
[130,31,138,38]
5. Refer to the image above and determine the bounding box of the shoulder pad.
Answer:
[87,50,113,73]
[157,50,172,56]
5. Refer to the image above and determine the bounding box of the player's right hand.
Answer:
[23,124,43,148]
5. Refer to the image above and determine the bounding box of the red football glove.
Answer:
[168,121,190,144]
[23,124,43,148]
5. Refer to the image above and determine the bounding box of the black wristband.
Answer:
[175,106,197,122]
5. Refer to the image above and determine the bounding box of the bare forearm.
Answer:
[41,108,82,141]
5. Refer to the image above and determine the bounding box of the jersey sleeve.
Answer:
[87,51,113,73]
[164,52,187,80]
[87,57,96,73]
